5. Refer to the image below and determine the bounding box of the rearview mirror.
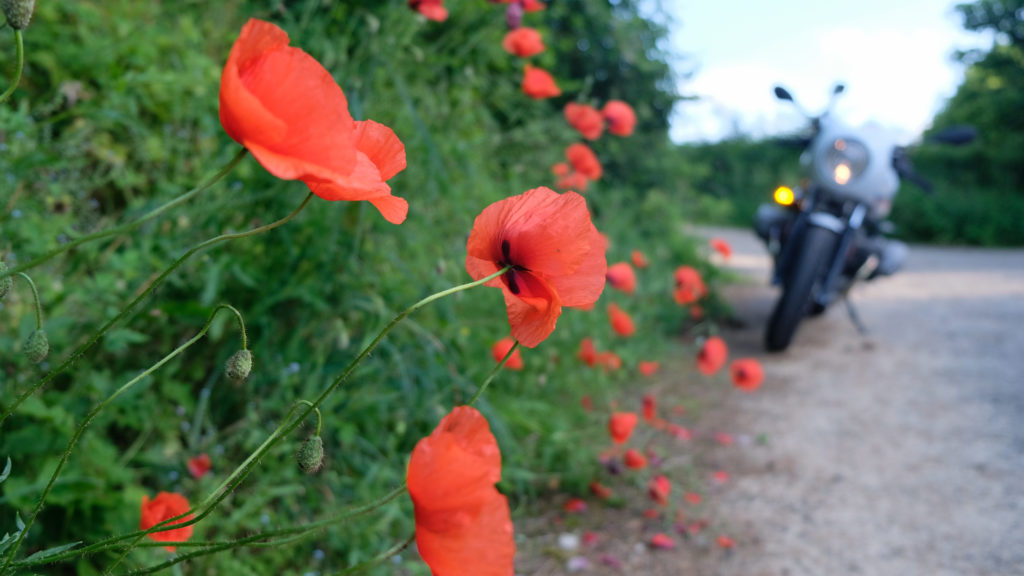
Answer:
[928,125,978,145]
[773,86,793,101]
[832,83,845,95]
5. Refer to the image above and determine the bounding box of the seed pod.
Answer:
[296,435,325,475]
[23,329,48,364]
[1,0,35,30]
[224,349,253,382]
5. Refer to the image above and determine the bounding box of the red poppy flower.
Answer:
[602,100,637,137]
[409,0,448,20]
[608,303,635,337]
[220,20,408,224]
[606,262,636,295]
[648,475,671,506]
[597,351,623,371]
[710,237,732,259]
[712,470,730,484]
[563,498,587,513]
[639,361,660,377]
[466,187,607,348]
[522,64,561,99]
[502,27,545,57]
[589,481,613,500]
[624,449,647,469]
[565,143,602,180]
[730,358,764,391]
[608,412,638,445]
[667,424,692,441]
[583,531,600,545]
[555,171,590,193]
[564,103,605,140]
[715,432,734,446]
[407,406,515,576]
[186,453,211,479]
[672,265,707,304]
[642,394,656,421]
[521,0,546,11]
[491,337,524,370]
[580,395,593,412]
[643,508,661,519]
[717,535,736,549]
[631,250,649,269]
[578,338,598,367]
[551,162,570,177]
[650,533,675,549]
[696,336,728,375]
[684,492,702,505]
[690,304,705,320]
[140,492,194,552]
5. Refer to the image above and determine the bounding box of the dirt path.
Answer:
[698,226,1024,576]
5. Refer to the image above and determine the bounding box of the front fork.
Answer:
[808,203,867,307]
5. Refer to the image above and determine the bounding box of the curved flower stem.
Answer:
[0,29,23,105]
[0,148,248,281]
[295,400,323,436]
[0,190,312,428]
[15,273,42,329]
[334,532,416,575]
[468,339,519,405]
[0,305,248,573]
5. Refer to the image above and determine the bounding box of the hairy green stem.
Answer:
[468,339,519,405]
[0,29,23,104]
[0,191,312,428]
[0,148,248,281]
[15,272,42,329]
[334,532,415,575]
[295,400,323,436]
[0,305,247,572]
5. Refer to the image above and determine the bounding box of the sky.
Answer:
[657,0,995,144]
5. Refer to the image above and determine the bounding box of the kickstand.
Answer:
[843,297,869,336]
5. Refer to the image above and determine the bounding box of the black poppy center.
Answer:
[499,239,530,295]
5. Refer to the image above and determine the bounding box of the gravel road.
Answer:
[699,226,1024,576]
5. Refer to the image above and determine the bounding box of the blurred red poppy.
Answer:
[650,533,675,549]
[730,358,764,391]
[140,492,194,552]
[673,265,707,304]
[696,336,728,375]
[502,27,545,57]
[564,103,605,140]
[710,237,732,259]
[608,412,638,444]
[642,393,656,421]
[715,432,734,446]
[631,249,649,269]
[491,337,523,370]
[717,535,736,549]
[187,454,211,479]
[624,449,647,469]
[608,303,635,337]
[667,424,692,441]
[597,351,623,371]
[220,20,408,223]
[648,475,671,506]
[690,304,705,320]
[555,171,590,193]
[407,406,515,575]
[566,143,602,180]
[639,361,660,377]
[589,481,613,500]
[580,395,593,412]
[551,162,570,177]
[606,262,637,295]
[712,470,730,484]
[521,0,546,11]
[602,100,637,137]
[409,0,448,20]
[522,64,561,99]
[684,492,702,505]
[563,498,587,513]
[578,337,598,367]
[466,187,607,347]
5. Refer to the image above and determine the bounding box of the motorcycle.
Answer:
[753,83,975,352]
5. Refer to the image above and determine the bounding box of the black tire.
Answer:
[765,226,838,351]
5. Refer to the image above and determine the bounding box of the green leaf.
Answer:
[23,541,82,562]
[0,457,10,484]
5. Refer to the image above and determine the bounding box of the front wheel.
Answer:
[765,225,838,351]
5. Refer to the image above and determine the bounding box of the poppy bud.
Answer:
[1,0,35,29]
[0,261,11,301]
[224,349,253,382]
[297,435,325,474]
[23,329,48,364]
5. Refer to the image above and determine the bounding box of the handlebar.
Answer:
[892,147,933,194]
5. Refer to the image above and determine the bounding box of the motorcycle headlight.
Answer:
[824,138,868,186]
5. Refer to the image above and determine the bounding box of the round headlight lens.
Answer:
[824,138,868,185]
